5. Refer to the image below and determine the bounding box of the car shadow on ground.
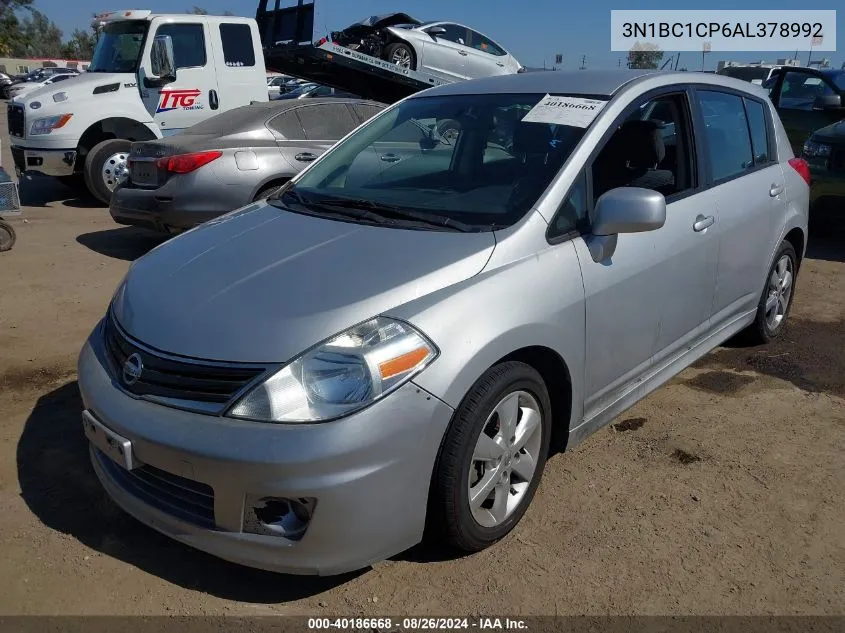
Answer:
[17,176,103,209]
[77,227,168,261]
[17,381,362,601]
[807,210,845,263]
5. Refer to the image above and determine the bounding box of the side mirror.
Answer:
[586,187,667,263]
[813,94,842,111]
[426,26,447,37]
[149,35,176,85]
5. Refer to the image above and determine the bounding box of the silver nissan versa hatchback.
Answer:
[78,70,809,576]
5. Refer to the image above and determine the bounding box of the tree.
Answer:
[19,9,64,58]
[61,28,96,59]
[627,42,664,69]
[0,0,33,55]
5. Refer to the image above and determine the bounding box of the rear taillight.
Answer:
[156,151,222,174]
[788,157,811,186]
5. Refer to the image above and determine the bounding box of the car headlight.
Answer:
[229,317,438,423]
[30,114,72,136]
[803,139,832,158]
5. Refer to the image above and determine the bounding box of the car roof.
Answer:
[417,69,768,99]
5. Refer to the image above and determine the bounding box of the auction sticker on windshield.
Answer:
[522,95,607,128]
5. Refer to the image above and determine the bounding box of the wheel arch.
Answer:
[251,175,292,201]
[784,227,805,269]
[76,118,158,172]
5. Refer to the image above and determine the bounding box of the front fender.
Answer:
[388,237,586,434]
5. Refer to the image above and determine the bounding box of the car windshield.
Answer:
[88,20,148,73]
[277,93,591,231]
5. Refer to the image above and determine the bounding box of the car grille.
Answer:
[94,448,216,528]
[7,103,25,138]
[102,314,269,413]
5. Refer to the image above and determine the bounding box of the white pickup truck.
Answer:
[8,10,268,203]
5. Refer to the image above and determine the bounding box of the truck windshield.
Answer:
[279,93,590,231]
[88,20,148,73]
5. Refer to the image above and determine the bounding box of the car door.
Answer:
[419,23,470,81]
[140,18,220,135]
[270,102,360,171]
[464,29,510,78]
[769,69,844,154]
[569,89,719,423]
[694,88,787,331]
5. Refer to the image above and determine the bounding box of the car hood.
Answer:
[16,72,133,105]
[346,13,421,30]
[812,119,845,142]
[112,203,496,363]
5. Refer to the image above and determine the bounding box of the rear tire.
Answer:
[428,362,551,552]
[385,42,417,70]
[84,138,131,205]
[740,240,798,344]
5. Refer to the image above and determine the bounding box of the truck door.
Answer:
[139,17,220,135]
[210,21,269,109]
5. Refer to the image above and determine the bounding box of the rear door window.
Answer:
[219,23,256,67]
[350,103,385,124]
[468,30,506,56]
[743,98,772,165]
[697,90,754,182]
[268,109,306,139]
[296,103,359,140]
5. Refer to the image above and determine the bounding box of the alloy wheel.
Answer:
[765,254,794,331]
[467,390,543,528]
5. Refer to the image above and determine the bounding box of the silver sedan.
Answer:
[110,98,385,234]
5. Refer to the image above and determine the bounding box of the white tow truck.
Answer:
[8,10,269,203]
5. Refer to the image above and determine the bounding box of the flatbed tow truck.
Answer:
[256,0,454,103]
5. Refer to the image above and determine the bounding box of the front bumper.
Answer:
[77,327,455,575]
[11,145,77,177]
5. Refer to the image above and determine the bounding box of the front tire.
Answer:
[429,362,551,552]
[83,139,131,205]
[385,42,417,70]
[741,240,798,344]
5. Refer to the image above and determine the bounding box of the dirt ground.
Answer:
[1,109,844,617]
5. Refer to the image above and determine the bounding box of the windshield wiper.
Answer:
[313,197,475,232]
[272,189,391,226]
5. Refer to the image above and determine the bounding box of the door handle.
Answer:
[458,51,468,56]
[380,153,401,163]
[295,152,317,162]
[693,215,715,232]
[209,89,219,110]
[497,62,505,67]
[769,183,784,197]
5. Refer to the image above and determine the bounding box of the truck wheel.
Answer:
[0,221,16,252]
[385,43,416,70]
[84,139,131,205]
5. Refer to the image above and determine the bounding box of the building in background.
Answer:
[0,57,90,75]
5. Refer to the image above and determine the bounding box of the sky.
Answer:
[32,0,845,71]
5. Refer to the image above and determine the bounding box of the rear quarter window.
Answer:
[220,23,256,67]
